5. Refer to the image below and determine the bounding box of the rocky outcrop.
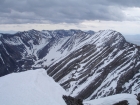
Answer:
[62,95,83,105]
[113,100,128,105]
[137,93,140,105]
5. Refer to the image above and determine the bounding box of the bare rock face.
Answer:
[113,100,128,105]
[137,93,140,105]
[62,95,83,105]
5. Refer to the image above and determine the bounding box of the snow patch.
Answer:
[0,69,67,105]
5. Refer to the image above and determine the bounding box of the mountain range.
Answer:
[0,29,140,102]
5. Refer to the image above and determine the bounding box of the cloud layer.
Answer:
[0,0,140,24]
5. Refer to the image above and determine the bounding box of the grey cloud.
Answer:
[0,0,140,24]
[107,0,140,7]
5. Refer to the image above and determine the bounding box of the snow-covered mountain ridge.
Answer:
[0,29,140,100]
[0,29,94,76]
[0,69,139,105]
[46,30,140,99]
[0,69,67,105]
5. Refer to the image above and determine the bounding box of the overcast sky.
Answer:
[0,0,140,35]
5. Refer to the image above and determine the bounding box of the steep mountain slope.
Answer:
[0,69,67,105]
[47,30,140,100]
[0,29,94,76]
[0,29,140,100]
[0,30,51,76]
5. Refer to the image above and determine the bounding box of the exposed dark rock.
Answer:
[137,93,140,105]
[113,100,128,105]
[62,95,83,105]
[44,65,48,70]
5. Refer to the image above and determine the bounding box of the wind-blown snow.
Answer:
[84,94,138,105]
[0,69,67,105]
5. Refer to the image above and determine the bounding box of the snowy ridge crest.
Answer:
[0,69,139,105]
